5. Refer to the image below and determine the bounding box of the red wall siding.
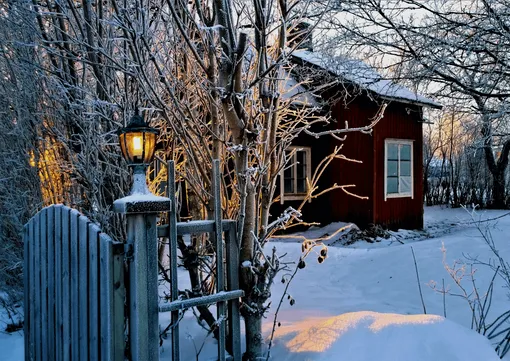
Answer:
[373,103,424,229]
[271,95,424,230]
[326,97,378,227]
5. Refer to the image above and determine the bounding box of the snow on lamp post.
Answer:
[117,113,159,195]
[114,113,169,361]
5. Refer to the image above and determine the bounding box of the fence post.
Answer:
[114,195,170,361]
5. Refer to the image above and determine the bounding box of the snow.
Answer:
[0,302,23,361]
[280,69,321,108]
[268,312,499,361]
[3,206,509,360]
[292,50,442,109]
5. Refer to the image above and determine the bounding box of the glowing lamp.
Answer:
[118,114,159,166]
[118,114,159,195]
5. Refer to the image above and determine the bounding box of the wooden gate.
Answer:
[23,205,125,361]
[157,160,243,361]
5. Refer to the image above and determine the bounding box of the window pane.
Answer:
[387,144,398,160]
[297,178,306,193]
[387,160,398,177]
[400,144,411,161]
[284,166,294,193]
[400,161,411,176]
[387,177,398,193]
[400,176,412,193]
[297,151,305,179]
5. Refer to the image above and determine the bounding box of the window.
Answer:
[385,140,413,199]
[280,147,312,202]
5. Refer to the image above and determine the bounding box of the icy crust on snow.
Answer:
[292,50,441,109]
[269,311,499,361]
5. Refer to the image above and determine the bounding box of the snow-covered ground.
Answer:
[2,206,509,360]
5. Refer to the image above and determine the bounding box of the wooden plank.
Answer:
[34,211,42,361]
[29,218,36,361]
[158,220,234,238]
[99,236,113,361]
[47,206,56,361]
[78,216,89,361]
[226,228,242,361]
[158,290,244,312]
[62,208,72,361]
[54,205,63,361]
[41,208,49,361]
[23,223,30,361]
[88,224,101,361]
[213,160,226,361]
[100,236,125,361]
[112,242,125,361]
[70,210,80,361]
[168,160,180,361]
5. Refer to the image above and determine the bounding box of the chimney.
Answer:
[288,21,313,51]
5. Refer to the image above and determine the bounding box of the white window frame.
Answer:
[384,139,414,200]
[280,146,312,203]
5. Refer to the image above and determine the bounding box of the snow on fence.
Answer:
[23,205,125,361]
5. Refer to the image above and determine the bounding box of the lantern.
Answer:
[118,114,159,166]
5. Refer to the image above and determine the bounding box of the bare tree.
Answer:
[0,0,381,358]
[327,0,510,208]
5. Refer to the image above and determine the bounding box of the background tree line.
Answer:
[321,0,510,208]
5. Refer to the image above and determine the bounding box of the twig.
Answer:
[411,246,427,314]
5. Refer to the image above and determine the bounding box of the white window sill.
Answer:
[386,193,413,199]
[282,194,308,201]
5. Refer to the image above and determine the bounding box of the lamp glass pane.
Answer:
[124,132,145,163]
[144,132,157,163]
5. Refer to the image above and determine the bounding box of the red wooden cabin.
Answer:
[273,50,441,230]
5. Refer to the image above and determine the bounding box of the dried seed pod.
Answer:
[298,259,306,269]
[318,255,325,264]
[290,298,296,306]
[320,247,328,258]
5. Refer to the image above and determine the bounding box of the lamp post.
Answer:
[114,113,169,361]
[117,114,159,195]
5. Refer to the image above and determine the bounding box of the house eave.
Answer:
[379,95,443,110]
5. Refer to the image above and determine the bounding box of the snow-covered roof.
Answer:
[280,69,321,108]
[292,50,442,109]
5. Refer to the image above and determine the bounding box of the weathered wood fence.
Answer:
[23,205,125,361]
[23,160,243,361]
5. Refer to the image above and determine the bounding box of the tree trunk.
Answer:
[483,136,510,208]
[491,170,506,208]
[242,311,263,361]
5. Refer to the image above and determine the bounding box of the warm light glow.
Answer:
[272,311,443,353]
[132,136,143,155]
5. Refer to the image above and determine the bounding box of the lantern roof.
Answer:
[118,114,159,135]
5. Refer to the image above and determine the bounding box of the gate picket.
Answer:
[24,205,125,361]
